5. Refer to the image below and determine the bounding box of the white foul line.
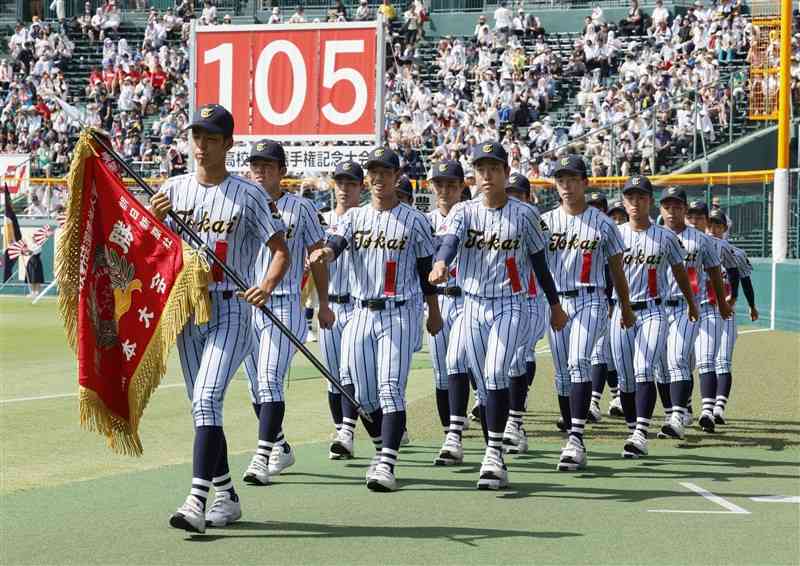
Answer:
[0,383,186,404]
[750,495,800,504]
[649,482,750,515]
[739,328,771,335]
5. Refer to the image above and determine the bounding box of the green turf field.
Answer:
[1,297,799,565]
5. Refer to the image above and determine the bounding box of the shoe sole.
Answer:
[556,422,568,432]
[329,451,354,460]
[242,474,270,486]
[658,425,684,440]
[556,460,585,472]
[623,442,647,458]
[329,442,354,457]
[434,453,463,466]
[169,514,205,534]
[609,408,625,418]
[366,479,396,492]
[269,461,295,476]
[714,415,726,425]
[477,474,507,490]
[205,512,242,528]
[699,415,716,433]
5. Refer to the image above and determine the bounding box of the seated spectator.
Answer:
[378,0,396,22]
[289,7,306,24]
[355,0,371,21]
[200,1,217,25]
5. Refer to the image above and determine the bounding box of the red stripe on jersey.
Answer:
[300,271,309,290]
[449,267,457,278]
[687,266,699,295]
[528,272,538,297]
[211,240,228,282]
[506,257,522,293]
[647,267,658,298]
[384,260,397,297]
[706,280,717,305]
[580,252,593,284]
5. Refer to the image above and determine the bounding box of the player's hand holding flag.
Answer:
[55,130,213,456]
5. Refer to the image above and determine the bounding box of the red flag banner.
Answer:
[56,130,211,455]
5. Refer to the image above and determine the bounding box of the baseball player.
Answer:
[541,155,635,472]
[241,139,334,486]
[584,191,623,423]
[149,104,290,533]
[430,142,565,489]
[608,200,629,225]
[325,161,366,460]
[609,176,698,458]
[502,172,548,454]
[707,210,757,424]
[396,175,415,206]
[309,147,443,492]
[656,187,731,440]
[426,160,470,466]
[685,200,739,432]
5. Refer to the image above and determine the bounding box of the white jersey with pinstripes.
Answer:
[541,206,626,291]
[615,223,685,302]
[330,202,435,300]
[664,225,720,302]
[322,210,352,296]
[254,192,324,295]
[427,208,458,288]
[157,173,286,291]
[729,244,753,277]
[441,198,546,297]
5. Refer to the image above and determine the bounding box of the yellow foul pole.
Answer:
[777,0,792,168]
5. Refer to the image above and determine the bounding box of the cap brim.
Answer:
[472,155,506,165]
[554,167,586,177]
[608,206,626,214]
[622,187,653,195]
[659,195,687,204]
[505,185,527,194]
[333,172,362,181]
[431,173,463,181]
[247,154,282,163]
[365,158,398,170]
[186,120,226,135]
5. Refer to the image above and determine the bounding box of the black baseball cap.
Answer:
[396,176,413,197]
[187,104,234,137]
[249,139,286,165]
[622,174,654,195]
[365,147,400,170]
[709,208,728,225]
[659,186,687,204]
[608,200,626,215]
[554,155,588,178]
[430,160,464,181]
[687,200,709,215]
[506,172,530,195]
[587,191,608,207]
[333,160,364,182]
[472,141,508,165]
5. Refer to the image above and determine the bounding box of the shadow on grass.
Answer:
[186,521,581,545]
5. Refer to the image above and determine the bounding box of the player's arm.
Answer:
[430,234,458,284]
[670,262,699,322]
[740,275,758,320]
[308,235,346,265]
[418,255,443,335]
[529,250,568,331]
[240,232,290,306]
[149,192,172,221]
[307,240,334,329]
[705,265,732,319]
[607,253,636,328]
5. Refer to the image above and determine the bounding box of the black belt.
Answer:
[436,286,462,298]
[359,298,406,311]
[218,290,235,300]
[630,298,662,311]
[558,286,596,297]
[665,298,684,307]
[608,298,617,307]
[329,294,351,304]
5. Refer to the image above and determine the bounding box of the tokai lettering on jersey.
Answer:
[616,222,685,302]
[173,209,239,234]
[353,230,408,250]
[664,225,719,301]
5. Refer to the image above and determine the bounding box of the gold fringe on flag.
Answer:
[56,129,211,456]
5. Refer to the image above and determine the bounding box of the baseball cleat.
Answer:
[205,491,242,528]
[658,413,685,440]
[588,401,602,423]
[329,430,355,460]
[434,433,464,465]
[400,430,410,446]
[502,422,528,454]
[242,454,270,485]
[365,453,382,480]
[470,402,481,422]
[557,436,587,471]
[713,407,727,425]
[462,416,471,431]
[477,448,508,490]
[699,412,716,433]
[622,431,649,458]
[169,495,206,534]
[367,463,397,492]
[268,444,295,475]
[608,396,624,418]
[556,417,569,433]
[683,406,694,427]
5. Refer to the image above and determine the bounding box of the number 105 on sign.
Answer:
[192,23,383,141]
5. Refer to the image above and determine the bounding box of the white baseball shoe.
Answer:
[366,462,397,492]
[622,431,649,458]
[699,412,716,433]
[169,495,206,534]
[658,412,685,440]
[305,331,317,343]
[205,491,242,528]
[713,406,727,425]
[557,436,587,471]
[502,421,528,455]
[683,406,694,427]
[477,448,508,490]
[242,454,270,485]
[588,401,602,423]
[268,444,295,475]
[365,453,381,480]
[434,432,464,466]
[400,430,410,446]
[329,429,355,460]
[462,417,471,431]
[608,396,624,418]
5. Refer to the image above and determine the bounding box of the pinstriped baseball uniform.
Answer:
[244,192,325,404]
[541,206,625,396]
[441,198,546,402]
[318,209,356,393]
[715,244,752,374]
[609,223,685,393]
[656,226,720,384]
[157,173,285,426]
[333,202,435,414]
[520,202,549,367]
[427,207,465,389]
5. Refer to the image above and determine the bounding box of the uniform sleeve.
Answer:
[442,202,466,241]
[413,213,436,258]
[300,200,325,247]
[328,207,354,244]
[664,230,686,266]
[248,188,285,243]
[602,217,626,258]
[719,241,738,270]
[733,248,753,277]
[699,233,721,269]
[522,206,545,254]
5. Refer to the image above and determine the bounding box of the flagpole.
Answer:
[88,130,372,422]
[32,279,57,304]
